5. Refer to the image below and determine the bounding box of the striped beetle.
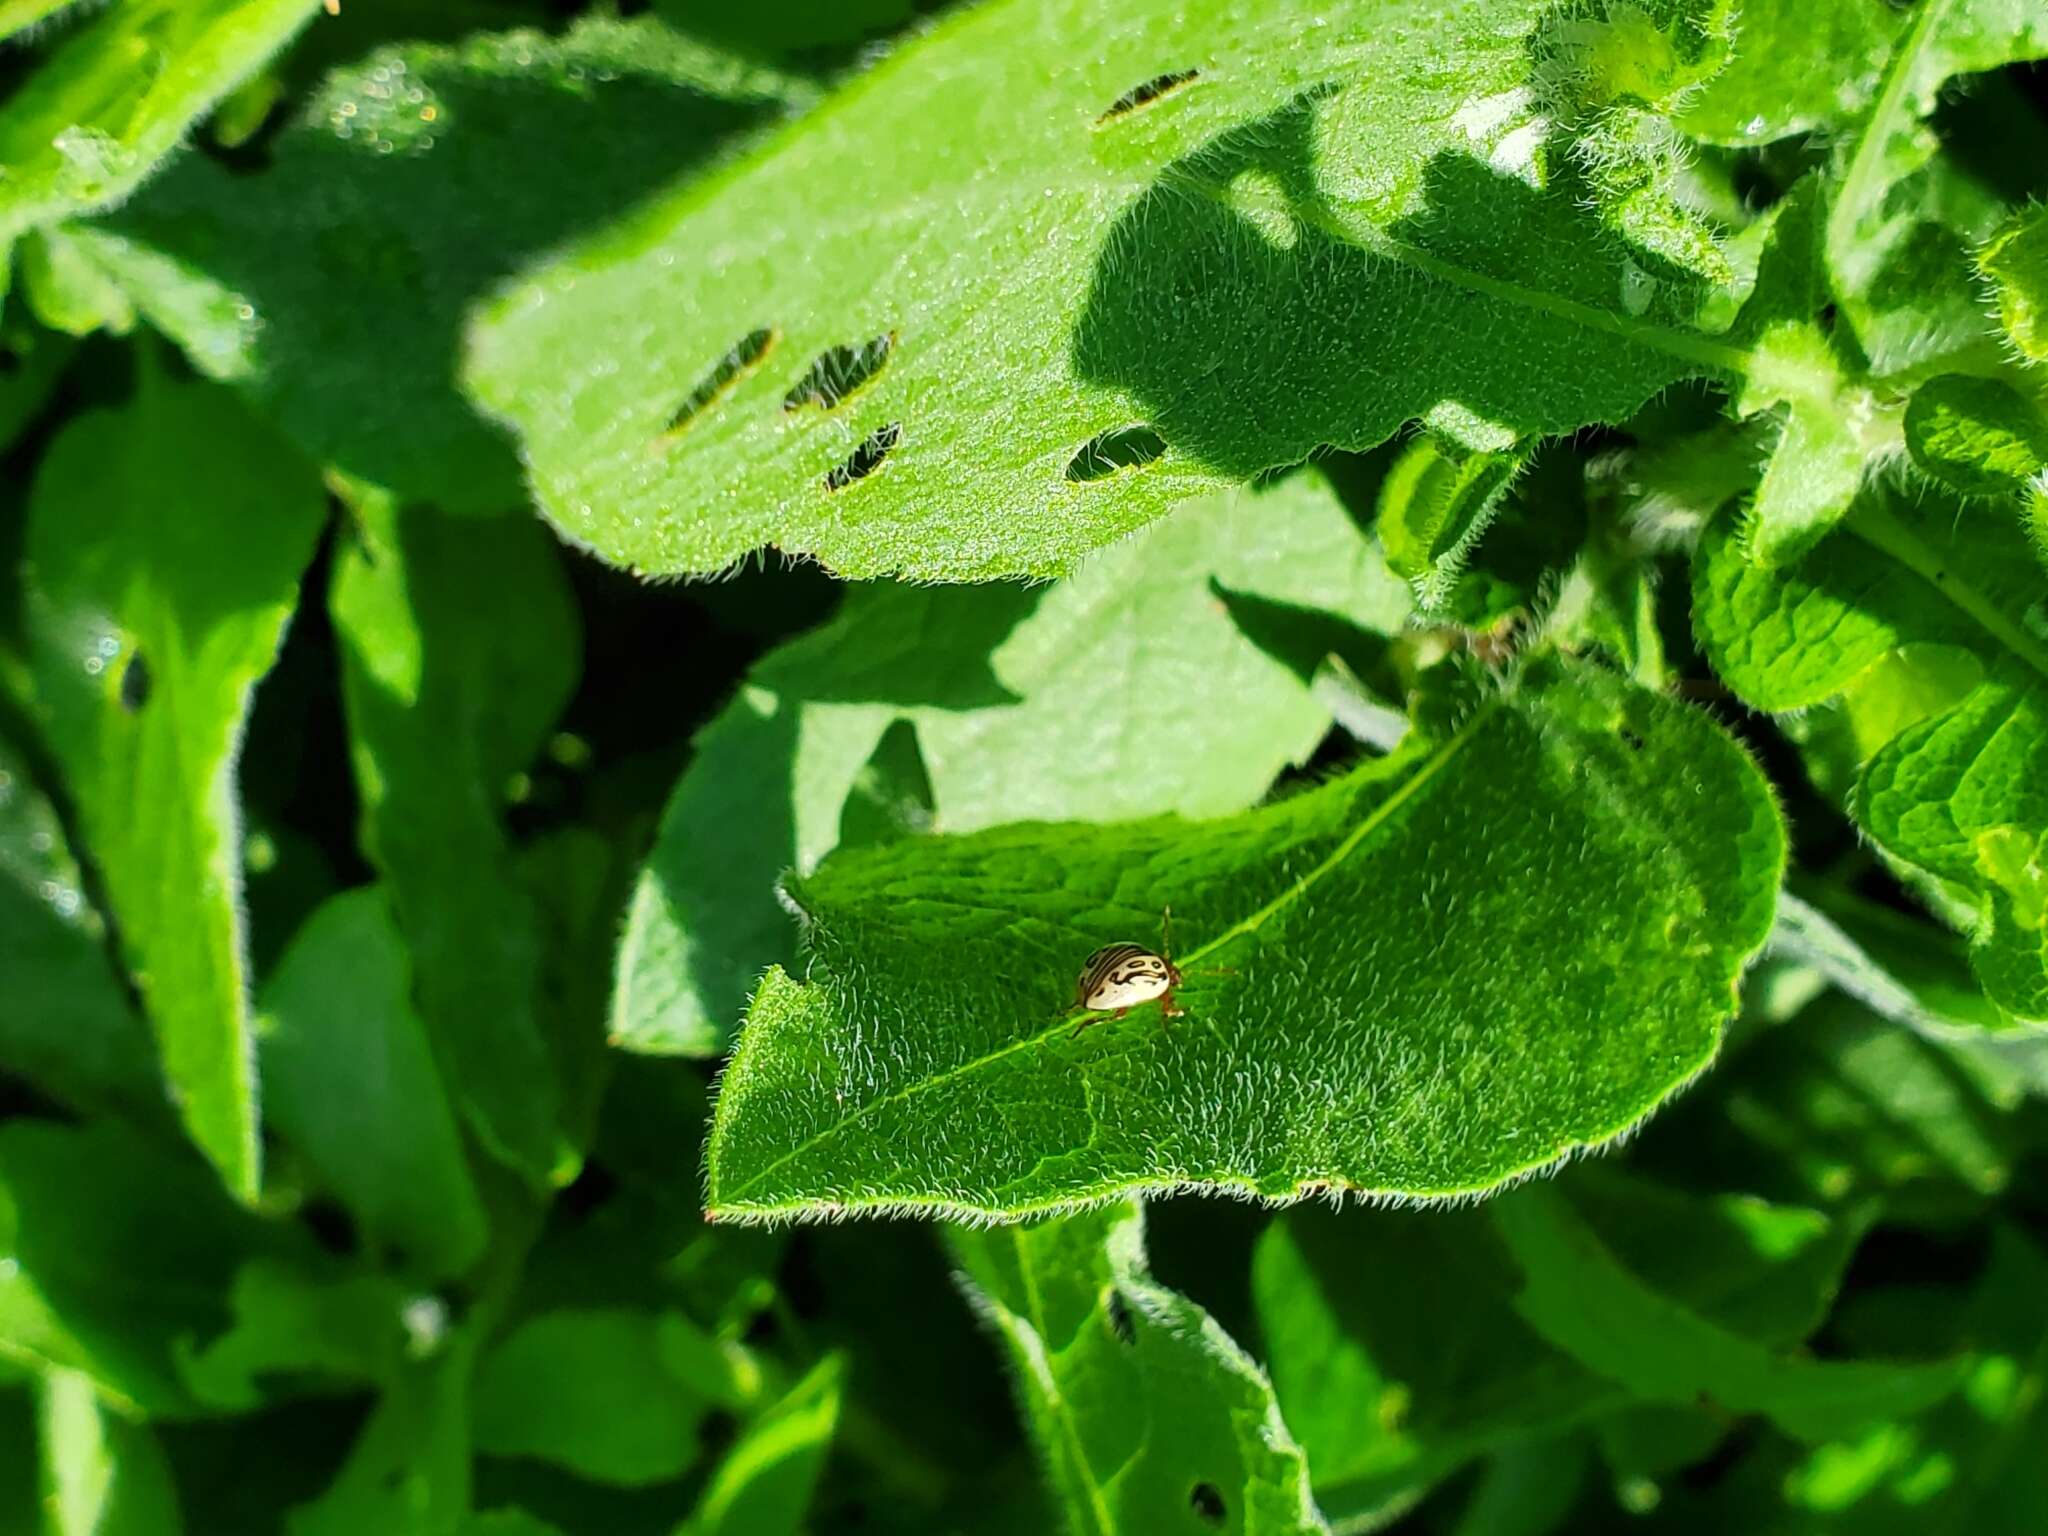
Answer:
[1072,907,1229,1034]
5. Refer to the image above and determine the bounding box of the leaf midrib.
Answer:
[1847,499,2048,686]
[709,701,1501,1212]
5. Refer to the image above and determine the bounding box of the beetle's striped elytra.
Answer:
[1070,906,1236,1036]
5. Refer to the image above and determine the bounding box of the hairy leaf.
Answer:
[329,485,578,1183]
[1376,437,1528,609]
[22,367,326,1199]
[950,1200,1325,1535]
[1677,0,1909,146]
[0,732,161,1123]
[705,661,1782,1222]
[467,0,1756,579]
[96,16,805,512]
[1980,202,2048,365]
[1694,491,2048,1019]
[1903,373,2048,497]
[0,0,320,242]
[258,888,487,1281]
[1824,0,2048,378]
[613,471,1408,1056]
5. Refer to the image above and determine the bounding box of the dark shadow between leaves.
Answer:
[1209,578,1398,695]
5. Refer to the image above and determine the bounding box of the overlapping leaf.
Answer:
[951,1200,1325,1535]
[706,661,1782,1221]
[21,367,326,1198]
[613,470,1408,1056]
[467,0,1762,579]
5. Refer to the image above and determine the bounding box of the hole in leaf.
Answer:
[824,422,901,492]
[661,327,778,440]
[119,652,151,714]
[1066,424,1167,482]
[1097,69,1201,124]
[1189,1483,1226,1525]
[783,331,895,411]
[1619,726,1645,751]
[1104,1288,1135,1345]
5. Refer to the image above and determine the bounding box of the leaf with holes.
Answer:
[90,16,806,513]
[466,0,1778,580]
[611,469,1408,1057]
[0,0,322,242]
[1693,489,2048,1020]
[21,367,326,1200]
[328,482,579,1184]
[704,660,1782,1222]
[949,1199,1326,1535]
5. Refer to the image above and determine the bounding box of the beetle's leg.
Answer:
[1160,990,1183,1026]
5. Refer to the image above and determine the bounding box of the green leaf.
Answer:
[0,1,81,46]
[16,226,134,337]
[257,887,487,1280]
[470,1310,745,1487]
[1492,1182,1964,1441]
[287,1339,473,1536]
[174,1259,408,1413]
[0,1120,299,1414]
[1903,373,2048,497]
[37,1367,182,1536]
[705,660,1783,1222]
[22,365,327,1199]
[329,485,578,1184]
[1677,0,1910,146]
[1824,0,2048,378]
[467,0,1757,580]
[0,0,321,242]
[1375,437,1529,609]
[459,1515,565,1536]
[0,731,163,1122]
[949,1199,1325,1536]
[1980,203,2048,365]
[1693,491,2048,1019]
[1771,884,2022,1037]
[613,470,1408,1057]
[679,1355,844,1536]
[0,326,73,455]
[95,16,806,513]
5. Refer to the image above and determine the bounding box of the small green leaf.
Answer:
[1376,437,1528,608]
[95,16,805,512]
[329,485,578,1183]
[949,1200,1326,1535]
[1771,884,2021,1037]
[1677,0,1911,146]
[286,1340,473,1536]
[174,1260,408,1413]
[257,888,487,1280]
[23,366,327,1199]
[1980,203,2048,365]
[37,1367,181,1536]
[16,227,133,337]
[0,731,162,1123]
[468,0,1751,579]
[1824,0,2048,377]
[0,1120,301,1414]
[1493,1182,1964,1441]
[1693,491,2048,1018]
[706,661,1782,1222]
[679,1355,844,1536]
[0,0,321,242]
[1903,373,2048,497]
[470,1310,740,1487]
[613,471,1408,1056]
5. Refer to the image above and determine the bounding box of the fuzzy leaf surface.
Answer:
[467,0,1753,580]
[1694,492,2048,1019]
[950,1200,1326,1535]
[0,0,320,241]
[705,662,1783,1222]
[22,369,326,1199]
[1981,203,2048,365]
[613,471,1407,1056]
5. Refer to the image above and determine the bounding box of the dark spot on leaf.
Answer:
[1066,423,1167,482]
[1619,727,1645,751]
[784,332,894,411]
[1097,69,1201,124]
[119,652,151,714]
[663,327,778,441]
[824,422,901,491]
[1190,1482,1226,1525]
[1104,1287,1135,1345]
